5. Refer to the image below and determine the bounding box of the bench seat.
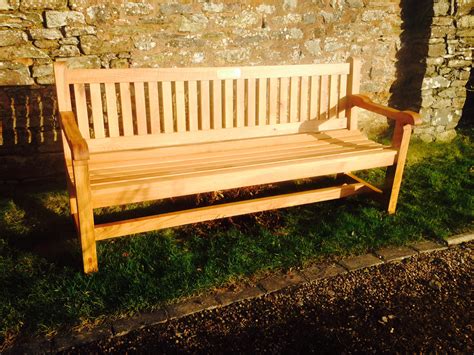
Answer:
[88,129,396,208]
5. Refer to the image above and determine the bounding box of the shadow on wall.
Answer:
[459,68,473,128]
[389,0,434,112]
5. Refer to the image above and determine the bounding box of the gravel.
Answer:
[63,242,473,353]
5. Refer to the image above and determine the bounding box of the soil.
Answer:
[63,243,473,354]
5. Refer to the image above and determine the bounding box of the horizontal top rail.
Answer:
[64,63,351,84]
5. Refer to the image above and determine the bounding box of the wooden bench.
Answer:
[53,58,421,273]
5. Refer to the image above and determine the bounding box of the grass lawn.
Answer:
[0,130,472,347]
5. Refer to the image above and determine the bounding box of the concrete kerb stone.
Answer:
[15,234,472,353]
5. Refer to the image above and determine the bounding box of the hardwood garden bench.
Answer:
[53,58,421,273]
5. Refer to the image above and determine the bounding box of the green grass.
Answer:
[0,131,473,346]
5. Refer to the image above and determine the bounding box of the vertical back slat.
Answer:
[329,75,339,119]
[212,80,222,129]
[338,74,347,118]
[188,81,198,131]
[257,78,267,125]
[319,75,329,120]
[224,79,233,128]
[73,83,90,138]
[269,78,278,124]
[134,82,147,135]
[247,78,256,127]
[119,82,134,136]
[162,81,174,133]
[89,83,105,138]
[200,80,211,130]
[347,57,361,130]
[148,81,160,134]
[299,76,309,121]
[104,83,119,137]
[309,75,319,120]
[289,76,299,122]
[175,81,186,132]
[279,77,289,123]
[236,79,245,127]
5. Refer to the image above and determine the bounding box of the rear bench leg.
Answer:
[73,160,98,273]
[385,124,412,214]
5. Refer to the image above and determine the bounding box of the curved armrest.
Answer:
[348,94,422,126]
[59,111,89,161]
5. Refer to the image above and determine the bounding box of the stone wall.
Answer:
[0,0,472,181]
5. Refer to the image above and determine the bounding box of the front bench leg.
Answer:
[385,123,412,214]
[72,160,98,273]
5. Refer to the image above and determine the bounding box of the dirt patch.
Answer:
[63,243,473,353]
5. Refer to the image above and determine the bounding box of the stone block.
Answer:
[20,0,67,10]
[432,98,452,109]
[283,0,298,10]
[111,309,167,337]
[86,4,120,24]
[432,16,454,26]
[374,246,417,262]
[216,285,264,306]
[305,39,322,56]
[179,14,209,33]
[159,3,192,16]
[428,43,446,57]
[36,75,55,85]
[436,129,457,142]
[64,24,96,37]
[0,29,27,46]
[346,0,364,8]
[0,0,19,10]
[203,2,224,13]
[122,1,153,16]
[60,55,101,69]
[0,44,48,60]
[0,68,34,85]
[448,59,472,68]
[166,294,219,319]
[433,0,450,16]
[45,11,85,28]
[457,15,474,29]
[80,34,132,55]
[257,271,305,293]
[52,45,80,57]
[301,263,346,281]
[29,28,63,40]
[438,87,456,98]
[32,64,53,77]
[339,253,383,271]
[422,76,450,90]
[362,10,385,22]
[60,37,79,45]
[457,28,474,37]
[110,58,129,68]
[431,25,456,38]
[256,4,275,14]
[0,13,42,29]
[33,40,60,49]
[445,232,474,246]
[133,34,156,51]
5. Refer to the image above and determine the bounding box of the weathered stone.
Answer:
[362,10,385,22]
[433,0,450,16]
[86,4,120,24]
[320,10,335,23]
[431,25,456,38]
[191,52,204,63]
[346,0,364,8]
[428,43,446,57]
[283,0,298,10]
[36,75,55,84]
[166,295,219,319]
[60,37,79,45]
[421,95,436,108]
[457,15,474,29]
[303,13,317,24]
[432,98,452,109]
[111,309,167,338]
[419,133,434,143]
[305,39,322,56]
[122,1,153,16]
[426,57,445,66]
[436,129,457,142]
[448,59,471,68]
[60,55,101,69]
[0,68,34,85]
[179,14,208,33]
[29,28,63,40]
[32,64,53,77]
[438,87,456,98]
[216,47,249,63]
[52,45,80,57]
[375,246,417,262]
[457,28,474,37]
[33,40,60,49]
[159,3,192,16]
[432,108,454,125]
[203,2,224,13]
[133,34,156,51]
[256,4,275,14]
[45,11,85,28]
[0,29,27,46]
[0,13,42,29]
[20,0,67,10]
[0,0,19,10]
[301,263,346,281]
[422,76,450,90]
[257,271,305,293]
[64,24,96,37]
[80,35,132,55]
[339,253,383,271]
[324,37,345,51]
[456,0,473,15]
[216,285,264,306]
[0,44,48,60]
[110,58,129,68]
[445,232,474,246]
[432,16,453,26]
[219,10,260,29]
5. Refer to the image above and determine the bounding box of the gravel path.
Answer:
[65,243,473,353]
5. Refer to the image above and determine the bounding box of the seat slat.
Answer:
[134,82,147,135]
[73,83,90,139]
[119,83,134,136]
[104,83,119,137]
[90,149,397,208]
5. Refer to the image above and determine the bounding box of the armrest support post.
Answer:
[59,111,89,161]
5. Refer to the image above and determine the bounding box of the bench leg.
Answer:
[385,124,412,214]
[73,160,98,273]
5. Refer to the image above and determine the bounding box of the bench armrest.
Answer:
[347,94,422,126]
[59,111,89,161]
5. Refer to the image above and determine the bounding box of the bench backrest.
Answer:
[54,58,360,153]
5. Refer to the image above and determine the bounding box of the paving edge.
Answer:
[11,233,473,353]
